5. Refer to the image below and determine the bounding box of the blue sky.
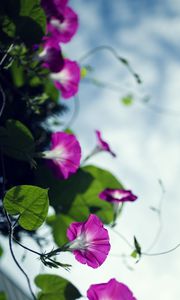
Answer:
[63,1,180,299]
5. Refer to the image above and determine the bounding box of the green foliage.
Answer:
[0,0,46,45]
[35,274,81,300]
[121,94,134,106]
[52,214,75,246]
[10,60,24,87]
[0,245,3,258]
[0,292,7,300]
[0,119,35,162]
[131,236,141,262]
[130,250,138,259]
[80,67,88,79]
[36,164,123,246]
[44,80,60,102]
[4,185,49,230]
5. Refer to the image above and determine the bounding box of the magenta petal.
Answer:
[47,6,79,43]
[67,214,111,268]
[41,0,68,19]
[95,130,116,157]
[87,278,137,300]
[99,189,137,203]
[41,46,64,72]
[44,132,81,179]
[51,59,81,99]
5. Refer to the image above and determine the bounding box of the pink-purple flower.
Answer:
[99,189,137,226]
[50,58,81,99]
[99,189,137,204]
[42,131,81,179]
[87,278,137,300]
[66,214,111,268]
[41,0,68,19]
[47,6,79,43]
[39,43,64,73]
[96,130,116,157]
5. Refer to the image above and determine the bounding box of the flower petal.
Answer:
[87,278,137,300]
[41,0,68,19]
[99,189,137,203]
[51,59,81,99]
[95,130,116,157]
[47,6,79,43]
[67,214,110,268]
[43,132,81,179]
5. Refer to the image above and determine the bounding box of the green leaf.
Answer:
[1,0,46,44]
[0,292,7,300]
[11,60,24,87]
[130,250,137,259]
[36,164,123,228]
[1,16,16,38]
[82,165,124,223]
[44,80,59,102]
[35,274,81,300]
[64,128,75,135]
[134,236,141,255]
[80,67,88,79]
[52,214,75,246]
[0,245,3,258]
[132,236,141,262]
[17,0,46,45]
[4,185,49,230]
[0,119,35,162]
[121,94,134,106]
[35,166,94,214]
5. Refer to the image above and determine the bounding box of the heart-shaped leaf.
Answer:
[4,185,49,230]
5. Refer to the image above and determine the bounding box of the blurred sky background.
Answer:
[1,0,180,299]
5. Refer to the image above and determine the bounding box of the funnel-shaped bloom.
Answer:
[95,130,116,157]
[47,6,78,43]
[99,189,137,204]
[67,214,110,268]
[41,0,68,19]
[50,58,81,99]
[39,43,64,73]
[43,132,81,179]
[87,278,137,300]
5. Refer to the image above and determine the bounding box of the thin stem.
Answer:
[0,83,6,119]
[78,45,141,84]
[0,43,14,67]
[145,179,165,252]
[84,76,180,117]
[63,95,80,130]
[45,243,69,258]
[13,238,42,256]
[111,227,180,258]
[7,214,37,300]
[81,146,100,165]
[142,243,180,256]
[0,149,37,300]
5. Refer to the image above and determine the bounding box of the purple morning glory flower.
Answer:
[99,189,137,204]
[99,189,137,226]
[87,278,137,300]
[42,131,81,179]
[39,43,64,73]
[67,214,111,268]
[47,6,79,43]
[95,130,116,157]
[50,58,81,99]
[41,0,68,19]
